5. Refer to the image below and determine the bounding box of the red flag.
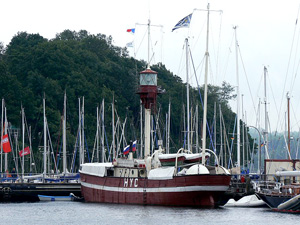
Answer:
[1,134,11,153]
[19,146,30,157]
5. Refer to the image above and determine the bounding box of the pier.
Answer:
[0,174,81,202]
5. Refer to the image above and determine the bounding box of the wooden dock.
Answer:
[0,182,81,202]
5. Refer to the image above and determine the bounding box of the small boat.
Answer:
[276,194,300,212]
[256,183,300,212]
[224,194,266,207]
[38,194,72,201]
[158,153,185,166]
[70,193,84,202]
[184,152,210,164]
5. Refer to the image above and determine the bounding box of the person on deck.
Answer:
[11,168,17,178]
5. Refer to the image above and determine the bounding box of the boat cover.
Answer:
[148,167,175,180]
[80,163,113,177]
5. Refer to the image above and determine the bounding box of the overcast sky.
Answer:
[2,0,300,134]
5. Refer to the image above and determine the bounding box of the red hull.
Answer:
[80,173,230,207]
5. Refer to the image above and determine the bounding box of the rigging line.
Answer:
[189,47,216,152]
[255,100,260,131]
[277,7,300,133]
[208,16,222,85]
[227,114,237,169]
[176,41,186,80]
[290,63,300,95]
[290,4,300,94]
[221,32,235,82]
[237,44,257,119]
[267,70,280,131]
[208,54,216,85]
[190,14,206,52]
[290,100,300,131]
[216,10,223,81]
[24,112,36,170]
[134,27,148,61]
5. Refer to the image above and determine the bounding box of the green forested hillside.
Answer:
[0,30,253,172]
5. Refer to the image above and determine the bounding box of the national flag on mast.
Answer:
[123,145,130,155]
[19,146,30,157]
[132,140,137,152]
[126,41,134,48]
[126,28,135,33]
[1,134,11,153]
[172,13,193,32]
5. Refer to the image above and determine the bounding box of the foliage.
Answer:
[0,30,254,172]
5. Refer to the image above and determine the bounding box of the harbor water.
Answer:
[0,201,297,225]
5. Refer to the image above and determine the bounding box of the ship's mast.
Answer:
[201,4,210,164]
[137,19,160,169]
[63,91,67,174]
[43,95,47,178]
[234,26,241,173]
[287,92,291,159]
[22,106,25,179]
[185,38,190,152]
[263,67,270,159]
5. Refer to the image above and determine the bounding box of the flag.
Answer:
[127,28,135,33]
[126,41,134,48]
[132,140,137,152]
[172,13,193,32]
[260,143,264,147]
[19,146,30,157]
[123,145,130,155]
[1,134,11,153]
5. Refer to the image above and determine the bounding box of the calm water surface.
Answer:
[0,201,298,225]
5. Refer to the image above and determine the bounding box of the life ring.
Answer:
[2,187,12,194]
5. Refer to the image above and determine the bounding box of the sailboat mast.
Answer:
[112,95,115,160]
[101,99,105,162]
[22,106,25,179]
[196,104,199,153]
[140,102,143,158]
[263,67,269,159]
[234,26,241,172]
[82,97,85,164]
[167,102,171,154]
[186,38,190,152]
[242,94,245,169]
[63,92,67,174]
[96,106,99,162]
[201,3,210,164]
[148,19,150,67]
[287,92,291,157]
[1,99,3,173]
[4,106,7,172]
[43,96,47,177]
[78,98,82,165]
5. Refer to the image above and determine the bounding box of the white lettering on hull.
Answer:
[124,178,139,187]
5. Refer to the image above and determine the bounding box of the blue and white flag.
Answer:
[172,13,193,32]
[126,41,134,48]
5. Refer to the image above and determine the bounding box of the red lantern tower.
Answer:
[137,67,158,158]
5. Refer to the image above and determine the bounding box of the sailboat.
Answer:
[79,4,231,207]
[255,92,300,212]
